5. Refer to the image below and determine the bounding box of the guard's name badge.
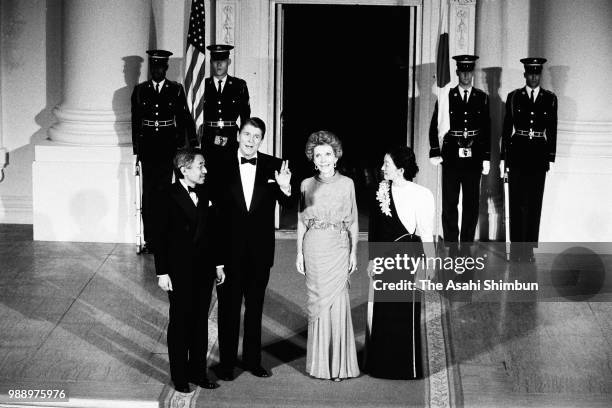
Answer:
[214,136,228,146]
[459,148,472,158]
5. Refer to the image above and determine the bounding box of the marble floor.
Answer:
[0,224,611,407]
[441,244,612,407]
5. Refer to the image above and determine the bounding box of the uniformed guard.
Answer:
[429,55,491,256]
[131,49,197,253]
[202,44,250,161]
[500,57,557,262]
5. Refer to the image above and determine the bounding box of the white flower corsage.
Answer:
[376,181,392,217]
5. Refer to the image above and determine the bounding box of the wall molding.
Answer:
[48,106,131,146]
[556,120,612,158]
[216,1,238,76]
[449,0,476,57]
[0,194,32,224]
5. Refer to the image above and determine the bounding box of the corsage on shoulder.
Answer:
[376,181,392,217]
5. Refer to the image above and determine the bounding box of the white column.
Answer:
[0,82,6,181]
[537,0,612,242]
[49,0,150,145]
[0,7,6,181]
[33,0,152,243]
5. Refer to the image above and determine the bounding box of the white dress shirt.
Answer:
[391,181,435,242]
[459,85,472,102]
[179,179,198,206]
[152,78,166,93]
[238,150,257,210]
[526,85,540,101]
[214,75,228,93]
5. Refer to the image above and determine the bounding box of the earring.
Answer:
[333,162,337,169]
[314,164,319,171]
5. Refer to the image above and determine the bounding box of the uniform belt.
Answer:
[142,119,175,127]
[307,219,348,232]
[449,130,479,137]
[515,129,545,138]
[204,120,238,128]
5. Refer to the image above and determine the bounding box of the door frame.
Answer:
[267,0,423,158]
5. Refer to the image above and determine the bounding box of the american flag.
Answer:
[184,0,206,138]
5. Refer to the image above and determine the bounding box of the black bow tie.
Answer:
[241,157,257,165]
[187,186,197,193]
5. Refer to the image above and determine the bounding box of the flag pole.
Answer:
[434,0,450,249]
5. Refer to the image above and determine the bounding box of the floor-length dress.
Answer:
[365,180,434,379]
[299,172,360,379]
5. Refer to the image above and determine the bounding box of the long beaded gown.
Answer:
[299,172,360,379]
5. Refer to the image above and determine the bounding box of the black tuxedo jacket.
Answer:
[210,150,293,271]
[153,182,218,281]
[429,86,491,170]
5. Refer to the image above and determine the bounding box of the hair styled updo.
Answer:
[386,145,418,181]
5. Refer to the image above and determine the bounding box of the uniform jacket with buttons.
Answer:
[429,86,491,170]
[501,87,557,171]
[131,79,196,159]
[203,75,250,129]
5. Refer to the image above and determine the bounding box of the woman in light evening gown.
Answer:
[365,145,435,380]
[296,130,360,381]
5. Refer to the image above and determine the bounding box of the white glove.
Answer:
[429,156,443,166]
[215,266,226,285]
[158,274,173,291]
[499,160,506,178]
[482,160,490,175]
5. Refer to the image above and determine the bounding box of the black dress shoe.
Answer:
[142,243,154,254]
[248,365,271,378]
[217,368,235,381]
[190,376,219,389]
[173,383,191,393]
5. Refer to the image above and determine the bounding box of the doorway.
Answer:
[278,4,415,230]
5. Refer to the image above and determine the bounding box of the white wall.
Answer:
[0,0,61,223]
[0,0,198,225]
[2,0,611,242]
[475,0,612,242]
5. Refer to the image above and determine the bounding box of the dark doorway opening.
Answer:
[279,4,413,230]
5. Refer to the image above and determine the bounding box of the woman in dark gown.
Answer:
[365,146,434,380]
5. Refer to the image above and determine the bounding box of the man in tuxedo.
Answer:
[132,49,197,253]
[429,55,491,257]
[210,117,292,380]
[154,148,224,393]
[500,57,557,262]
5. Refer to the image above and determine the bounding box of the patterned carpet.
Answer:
[161,240,453,408]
